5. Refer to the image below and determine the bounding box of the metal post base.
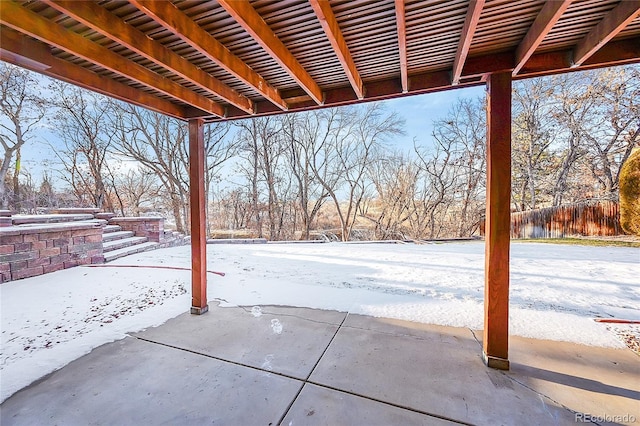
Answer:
[482,351,510,370]
[190,305,209,315]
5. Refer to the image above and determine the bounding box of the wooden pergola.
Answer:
[2,0,639,370]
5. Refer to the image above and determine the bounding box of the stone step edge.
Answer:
[102,236,148,252]
[103,242,159,262]
[102,230,135,242]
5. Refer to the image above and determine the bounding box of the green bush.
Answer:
[619,148,640,236]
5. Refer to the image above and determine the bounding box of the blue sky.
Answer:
[381,85,486,152]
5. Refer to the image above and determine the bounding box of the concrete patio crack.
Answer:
[275,311,349,426]
[499,373,586,423]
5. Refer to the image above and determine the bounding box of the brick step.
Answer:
[102,236,148,252]
[102,230,134,242]
[103,225,122,233]
[103,242,159,263]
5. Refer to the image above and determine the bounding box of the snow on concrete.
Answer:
[1,241,638,402]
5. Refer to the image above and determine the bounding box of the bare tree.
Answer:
[512,78,557,210]
[281,111,336,239]
[582,67,640,198]
[313,104,404,241]
[430,98,486,237]
[114,168,162,216]
[49,82,117,210]
[0,64,46,210]
[209,187,252,231]
[235,116,295,240]
[367,153,420,239]
[113,104,235,233]
[549,73,599,206]
[414,137,458,239]
[36,172,58,209]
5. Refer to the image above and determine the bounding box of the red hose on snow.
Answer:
[85,264,225,277]
[594,318,640,324]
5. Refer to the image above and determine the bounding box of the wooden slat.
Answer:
[0,1,226,117]
[188,118,208,315]
[0,27,188,119]
[483,71,512,371]
[452,0,485,85]
[394,0,408,92]
[572,0,640,66]
[310,0,364,99]
[514,0,573,75]
[43,0,254,114]
[130,0,287,111]
[217,0,324,105]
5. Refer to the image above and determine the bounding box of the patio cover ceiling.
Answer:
[1,0,640,122]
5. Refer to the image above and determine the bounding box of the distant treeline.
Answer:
[1,63,638,240]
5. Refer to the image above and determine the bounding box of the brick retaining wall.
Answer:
[0,222,104,283]
[0,214,188,283]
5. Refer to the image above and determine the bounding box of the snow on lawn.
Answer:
[1,241,638,402]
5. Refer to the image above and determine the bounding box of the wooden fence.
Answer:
[509,200,621,239]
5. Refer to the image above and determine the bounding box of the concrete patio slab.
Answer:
[133,304,346,380]
[0,336,302,425]
[310,314,579,425]
[2,304,637,426]
[282,383,456,425]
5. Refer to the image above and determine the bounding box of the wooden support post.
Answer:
[483,72,511,370]
[189,118,208,315]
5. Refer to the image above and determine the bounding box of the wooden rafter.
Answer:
[394,0,408,93]
[42,0,253,114]
[0,27,188,119]
[572,0,640,66]
[0,1,225,117]
[130,0,287,112]
[514,0,572,75]
[310,0,364,99]
[217,0,324,105]
[452,0,485,85]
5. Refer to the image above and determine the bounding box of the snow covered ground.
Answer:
[1,241,638,402]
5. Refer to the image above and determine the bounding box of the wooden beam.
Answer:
[0,1,225,117]
[130,0,287,111]
[394,0,408,92]
[521,36,640,77]
[189,118,208,315]
[514,0,572,75]
[572,0,640,66]
[0,27,188,119]
[483,72,512,371]
[310,0,364,99]
[217,0,324,105]
[221,69,462,119]
[43,0,253,114]
[452,0,485,85]
[463,36,640,79]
